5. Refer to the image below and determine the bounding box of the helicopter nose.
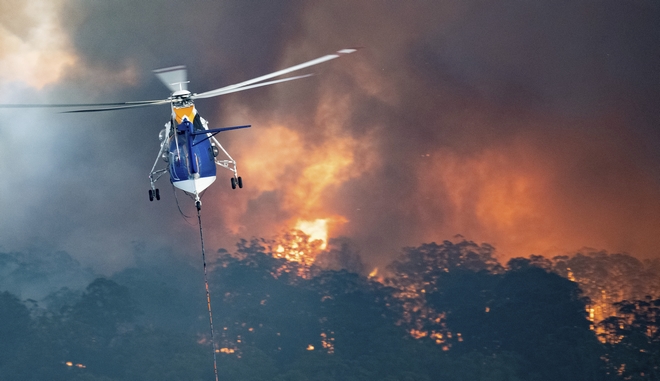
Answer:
[177,120,192,132]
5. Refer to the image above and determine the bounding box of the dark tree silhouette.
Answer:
[0,291,33,377]
[2,239,657,380]
[491,261,602,381]
[599,297,660,380]
[60,278,140,378]
[387,241,605,381]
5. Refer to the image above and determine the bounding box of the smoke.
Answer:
[0,0,658,274]
[0,0,75,87]
[206,0,660,266]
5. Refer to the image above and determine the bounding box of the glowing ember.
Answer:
[271,230,323,268]
[64,361,85,368]
[306,344,315,351]
[409,329,428,339]
[320,331,335,354]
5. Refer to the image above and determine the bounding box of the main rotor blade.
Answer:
[192,74,313,99]
[0,99,168,110]
[193,48,359,99]
[61,100,171,113]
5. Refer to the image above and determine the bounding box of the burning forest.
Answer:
[1,234,658,380]
[1,0,659,380]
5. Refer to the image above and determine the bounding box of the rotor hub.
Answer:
[172,90,193,108]
[172,89,191,98]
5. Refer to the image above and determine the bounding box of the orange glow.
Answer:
[320,332,335,354]
[416,147,552,259]
[409,329,428,339]
[430,331,444,344]
[412,129,660,262]
[295,219,329,250]
[306,344,315,351]
[368,267,378,278]
[567,268,576,282]
[271,229,324,268]
[197,42,660,277]
[207,88,379,254]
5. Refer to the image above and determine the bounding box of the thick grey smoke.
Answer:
[0,0,658,276]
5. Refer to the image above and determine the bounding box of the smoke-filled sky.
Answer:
[1,0,658,274]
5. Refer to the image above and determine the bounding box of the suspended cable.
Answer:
[173,184,195,224]
[197,204,219,381]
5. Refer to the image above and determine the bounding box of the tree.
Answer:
[489,262,602,381]
[599,297,660,380]
[210,240,323,365]
[551,252,660,324]
[387,243,606,381]
[313,238,365,274]
[386,239,504,351]
[61,278,140,378]
[0,291,34,379]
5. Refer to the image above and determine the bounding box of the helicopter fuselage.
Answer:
[148,96,249,202]
[168,119,217,194]
[167,103,217,194]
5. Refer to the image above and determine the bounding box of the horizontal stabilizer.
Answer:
[191,125,252,135]
[191,125,251,146]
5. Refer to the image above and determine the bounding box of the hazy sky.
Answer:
[1,0,658,274]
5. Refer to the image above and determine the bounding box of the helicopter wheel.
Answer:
[237,176,243,189]
[231,177,237,189]
[148,189,154,202]
[155,188,160,200]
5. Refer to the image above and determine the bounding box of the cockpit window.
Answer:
[173,98,193,108]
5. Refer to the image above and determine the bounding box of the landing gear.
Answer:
[148,188,161,201]
[231,176,243,189]
[211,135,244,190]
[148,121,171,203]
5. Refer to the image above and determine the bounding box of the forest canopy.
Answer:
[0,236,658,380]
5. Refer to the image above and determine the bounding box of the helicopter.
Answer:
[0,48,358,209]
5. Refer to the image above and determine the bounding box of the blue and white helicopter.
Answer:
[1,48,358,209]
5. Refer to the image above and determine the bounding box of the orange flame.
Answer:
[295,219,329,250]
[207,91,378,255]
